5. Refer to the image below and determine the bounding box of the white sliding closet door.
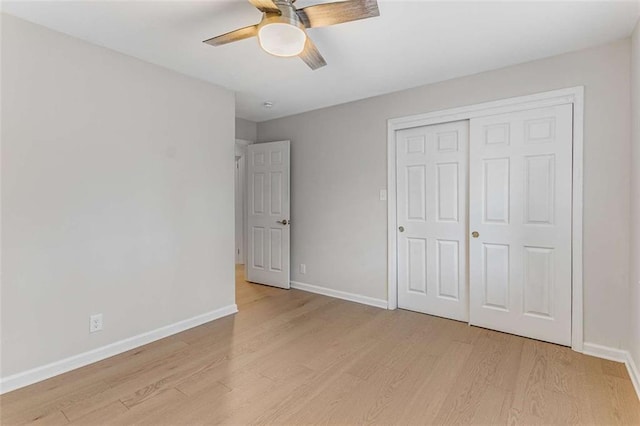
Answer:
[396,121,469,321]
[468,104,573,345]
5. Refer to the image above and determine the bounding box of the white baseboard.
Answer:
[582,342,628,362]
[0,304,238,395]
[625,351,640,401]
[290,281,388,309]
[583,342,640,400]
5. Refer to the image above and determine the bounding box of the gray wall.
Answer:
[629,20,640,372]
[259,39,632,350]
[1,14,236,377]
[236,117,257,142]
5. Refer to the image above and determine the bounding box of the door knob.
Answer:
[277,219,289,225]
[472,231,479,238]
[398,226,405,232]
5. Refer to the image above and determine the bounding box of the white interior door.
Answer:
[247,141,291,289]
[469,104,572,345]
[396,120,469,321]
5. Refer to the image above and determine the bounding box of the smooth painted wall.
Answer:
[259,39,632,349]
[1,14,236,377]
[629,19,640,371]
[236,118,257,142]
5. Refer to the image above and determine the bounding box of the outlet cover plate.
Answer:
[90,313,103,333]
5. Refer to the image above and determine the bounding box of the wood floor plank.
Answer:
[509,339,550,420]
[279,372,367,424]
[1,380,111,425]
[101,388,190,426]
[397,341,475,423]
[215,363,316,424]
[2,264,639,425]
[490,333,525,392]
[323,347,440,425]
[172,374,272,425]
[602,358,633,379]
[67,400,128,425]
[19,410,69,426]
[471,385,511,425]
[432,334,506,424]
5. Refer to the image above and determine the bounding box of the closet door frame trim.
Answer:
[386,86,584,352]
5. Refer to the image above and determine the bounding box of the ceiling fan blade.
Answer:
[248,0,280,12]
[203,25,259,47]
[296,0,379,28]
[299,37,327,70]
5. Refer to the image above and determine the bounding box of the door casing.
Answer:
[386,86,584,352]
[236,139,252,266]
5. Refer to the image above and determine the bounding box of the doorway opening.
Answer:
[234,139,292,306]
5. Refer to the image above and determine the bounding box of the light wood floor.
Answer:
[2,265,639,425]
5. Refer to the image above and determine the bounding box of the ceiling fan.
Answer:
[203,0,379,70]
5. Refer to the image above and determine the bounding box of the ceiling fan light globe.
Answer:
[258,23,306,57]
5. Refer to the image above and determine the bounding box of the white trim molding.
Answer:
[583,343,640,400]
[0,304,238,394]
[291,281,388,309]
[625,352,640,401]
[583,342,629,362]
[387,86,585,352]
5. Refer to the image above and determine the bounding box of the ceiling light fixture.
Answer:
[258,22,306,57]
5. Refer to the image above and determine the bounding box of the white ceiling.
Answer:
[3,1,639,122]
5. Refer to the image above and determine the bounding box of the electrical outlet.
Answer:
[90,313,103,333]
[300,264,306,274]
[379,189,387,201]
